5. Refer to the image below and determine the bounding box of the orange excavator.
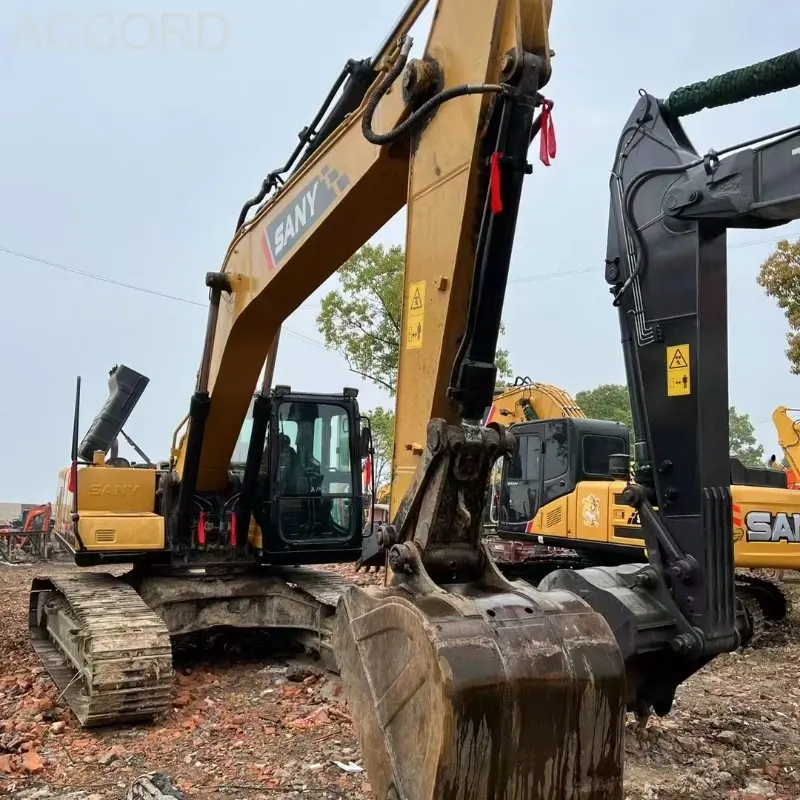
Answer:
[0,503,52,561]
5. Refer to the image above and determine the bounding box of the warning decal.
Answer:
[666,343,691,397]
[668,348,688,369]
[405,281,426,350]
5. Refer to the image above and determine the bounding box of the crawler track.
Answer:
[735,571,791,645]
[28,573,173,727]
[28,567,355,728]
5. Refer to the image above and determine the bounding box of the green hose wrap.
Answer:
[662,47,800,118]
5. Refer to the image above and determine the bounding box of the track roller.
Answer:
[29,573,173,727]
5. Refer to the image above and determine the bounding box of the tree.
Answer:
[317,243,512,395]
[365,406,395,488]
[756,238,800,374]
[729,406,764,468]
[575,384,633,432]
[576,384,765,466]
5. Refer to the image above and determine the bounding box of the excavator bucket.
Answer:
[334,551,626,799]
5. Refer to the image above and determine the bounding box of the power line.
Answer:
[0,245,207,307]
[0,245,328,350]
[2,225,797,348]
[509,230,800,285]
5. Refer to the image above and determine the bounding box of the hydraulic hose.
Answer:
[362,36,505,146]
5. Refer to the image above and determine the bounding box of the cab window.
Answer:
[275,401,354,542]
[502,433,541,523]
[583,435,626,477]
[544,421,569,480]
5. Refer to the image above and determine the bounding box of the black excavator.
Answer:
[538,50,800,713]
[364,46,800,720]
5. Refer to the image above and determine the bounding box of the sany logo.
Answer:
[261,165,350,269]
[273,181,320,256]
[745,510,800,543]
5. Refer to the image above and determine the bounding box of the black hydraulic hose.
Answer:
[613,159,703,306]
[362,35,505,146]
[235,58,366,232]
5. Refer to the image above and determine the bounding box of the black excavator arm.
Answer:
[541,47,800,717]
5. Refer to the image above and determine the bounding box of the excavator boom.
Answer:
[486,376,586,423]
[181,0,553,495]
[40,1,628,797]
[37,7,800,800]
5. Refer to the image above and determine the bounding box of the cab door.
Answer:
[258,396,363,564]
[498,427,543,534]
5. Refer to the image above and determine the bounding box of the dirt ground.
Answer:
[0,561,798,800]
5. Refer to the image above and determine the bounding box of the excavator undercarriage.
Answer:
[29,566,355,725]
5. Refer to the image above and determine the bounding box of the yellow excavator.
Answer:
[773,406,800,489]
[485,379,794,633]
[32,0,800,794]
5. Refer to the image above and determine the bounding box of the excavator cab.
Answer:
[498,417,629,532]
[236,385,367,565]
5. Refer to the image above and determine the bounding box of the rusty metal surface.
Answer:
[135,567,354,672]
[28,573,173,727]
[340,413,627,798]
[334,562,625,799]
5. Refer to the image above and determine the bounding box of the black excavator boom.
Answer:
[542,46,800,716]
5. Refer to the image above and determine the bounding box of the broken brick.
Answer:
[22,750,43,774]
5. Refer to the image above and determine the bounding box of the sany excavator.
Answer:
[485,379,793,634]
[39,5,634,796]
[773,406,800,488]
[31,0,800,794]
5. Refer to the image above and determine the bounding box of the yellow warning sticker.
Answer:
[666,343,691,397]
[405,280,425,350]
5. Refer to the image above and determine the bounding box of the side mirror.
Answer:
[608,453,631,479]
[360,426,372,460]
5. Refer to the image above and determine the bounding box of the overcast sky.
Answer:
[2,0,800,501]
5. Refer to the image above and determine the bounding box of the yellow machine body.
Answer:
[52,461,164,552]
[489,383,800,570]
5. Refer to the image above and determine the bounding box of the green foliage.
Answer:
[576,384,765,466]
[317,244,404,394]
[366,406,395,486]
[729,406,764,468]
[575,384,633,432]
[316,243,512,395]
[757,238,800,374]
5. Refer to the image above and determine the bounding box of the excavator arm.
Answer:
[540,48,800,715]
[164,2,629,798]
[772,406,800,485]
[177,0,552,494]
